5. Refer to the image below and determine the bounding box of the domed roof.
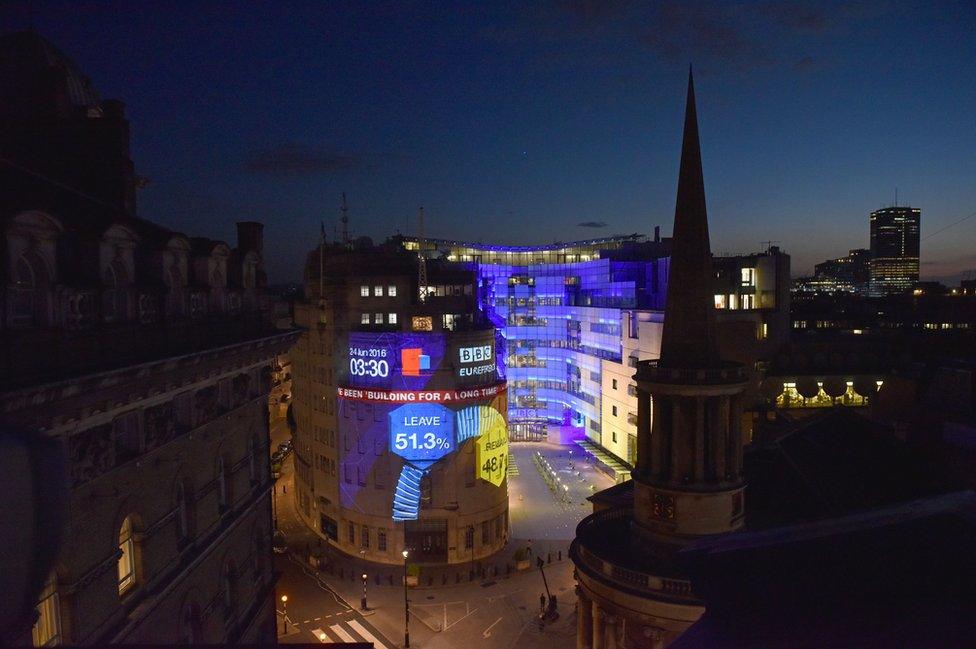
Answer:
[0,30,102,119]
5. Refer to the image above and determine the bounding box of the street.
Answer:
[270,407,609,647]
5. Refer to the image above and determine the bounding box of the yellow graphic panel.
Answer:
[475,406,508,487]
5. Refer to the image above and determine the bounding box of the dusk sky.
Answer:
[14,1,976,283]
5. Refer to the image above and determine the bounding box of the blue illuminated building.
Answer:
[402,235,672,443]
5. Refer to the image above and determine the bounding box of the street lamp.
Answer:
[361,572,368,611]
[402,549,410,648]
[280,595,288,634]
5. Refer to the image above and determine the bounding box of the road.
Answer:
[270,413,598,647]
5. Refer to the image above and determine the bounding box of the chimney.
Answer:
[654,225,660,243]
[237,221,264,256]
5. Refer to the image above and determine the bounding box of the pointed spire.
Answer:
[658,66,721,369]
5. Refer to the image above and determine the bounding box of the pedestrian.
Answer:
[540,593,546,612]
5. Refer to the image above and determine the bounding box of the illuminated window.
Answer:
[118,516,136,595]
[361,313,370,324]
[741,294,755,309]
[374,313,384,324]
[412,316,433,331]
[741,268,756,287]
[714,294,727,309]
[32,571,60,646]
[388,285,397,297]
[360,285,369,297]
[758,322,768,340]
[729,294,739,309]
[388,313,398,325]
[374,286,384,297]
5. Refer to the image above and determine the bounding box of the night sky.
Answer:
[10,1,976,284]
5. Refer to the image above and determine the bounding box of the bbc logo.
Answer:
[458,345,492,364]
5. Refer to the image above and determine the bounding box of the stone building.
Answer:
[291,245,510,566]
[571,70,748,648]
[0,31,296,645]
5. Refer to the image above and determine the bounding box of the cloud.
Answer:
[578,221,608,228]
[244,144,362,175]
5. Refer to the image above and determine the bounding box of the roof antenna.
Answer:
[418,206,428,303]
[340,192,349,246]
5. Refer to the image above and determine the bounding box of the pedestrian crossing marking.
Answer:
[330,624,356,642]
[348,619,391,649]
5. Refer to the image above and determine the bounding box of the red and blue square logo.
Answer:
[401,348,430,376]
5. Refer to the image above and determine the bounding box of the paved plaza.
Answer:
[273,434,616,647]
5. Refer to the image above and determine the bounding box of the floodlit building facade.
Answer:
[291,248,509,566]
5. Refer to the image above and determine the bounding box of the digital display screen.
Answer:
[389,403,456,468]
[347,332,446,389]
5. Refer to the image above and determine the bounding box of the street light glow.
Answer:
[402,550,409,559]
[281,595,287,603]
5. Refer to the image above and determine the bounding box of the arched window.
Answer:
[217,457,228,511]
[118,516,136,595]
[32,570,61,646]
[167,265,185,318]
[102,261,128,323]
[9,251,49,327]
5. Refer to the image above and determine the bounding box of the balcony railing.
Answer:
[636,360,747,385]
[571,507,696,602]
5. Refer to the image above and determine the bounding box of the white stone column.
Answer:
[577,592,593,649]
[592,602,605,649]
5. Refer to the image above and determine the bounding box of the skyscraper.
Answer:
[869,206,921,296]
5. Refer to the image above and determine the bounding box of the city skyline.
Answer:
[8,1,976,284]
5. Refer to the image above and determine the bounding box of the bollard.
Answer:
[558,550,562,561]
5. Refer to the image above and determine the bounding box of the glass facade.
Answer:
[404,236,668,442]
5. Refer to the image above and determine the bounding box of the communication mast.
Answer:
[340,192,349,246]
[418,206,428,302]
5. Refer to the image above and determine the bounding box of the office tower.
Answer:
[869,207,921,296]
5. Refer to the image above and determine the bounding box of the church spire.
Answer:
[659,67,721,369]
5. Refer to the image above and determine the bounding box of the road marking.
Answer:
[348,619,391,649]
[330,624,356,642]
[482,616,503,638]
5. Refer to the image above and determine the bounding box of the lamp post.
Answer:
[361,572,368,611]
[280,595,288,634]
[402,549,410,648]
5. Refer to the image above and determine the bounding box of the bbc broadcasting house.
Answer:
[289,232,789,568]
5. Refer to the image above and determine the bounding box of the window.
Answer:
[481,521,490,544]
[729,294,739,310]
[741,267,756,287]
[374,313,384,324]
[374,285,384,297]
[388,313,398,325]
[361,313,370,324]
[378,529,387,551]
[118,516,136,595]
[360,285,369,297]
[758,322,768,340]
[347,521,355,544]
[388,285,397,297]
[612,405,618,417]
[32,571,60,647]
[612,430,618,443]
[612,379,617,390]
[465,526,474,550]
[714,294,727,309]
[741,294,755,309]
[361,526,370,549]
[412,315,433,331]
